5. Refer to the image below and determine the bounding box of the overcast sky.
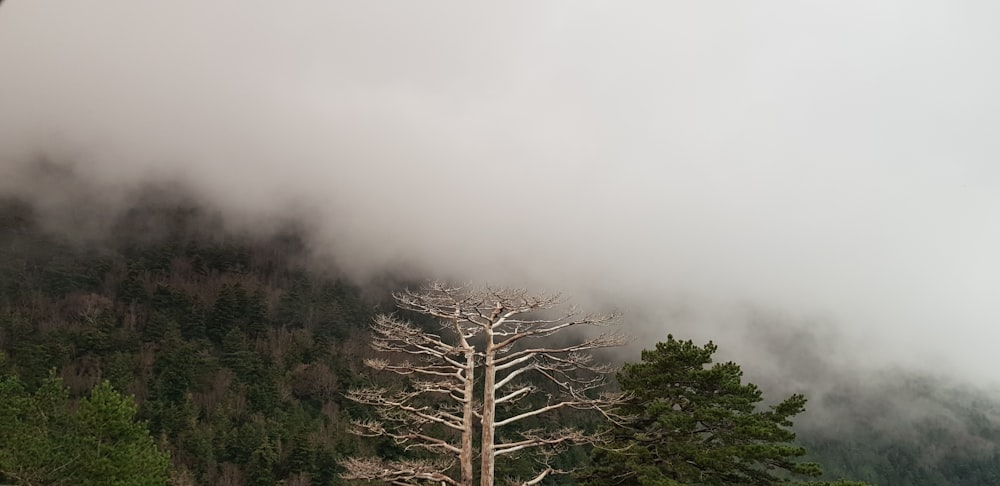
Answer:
[2,1,1000,385]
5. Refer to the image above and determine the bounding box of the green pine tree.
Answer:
[0,370,169,485]
[582,335,853,486]
[70,380,171,485]
[207,284,240,344]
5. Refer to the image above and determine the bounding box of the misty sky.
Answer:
[2,2,1000,384]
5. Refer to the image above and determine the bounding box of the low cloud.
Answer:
[3,1,1000,387]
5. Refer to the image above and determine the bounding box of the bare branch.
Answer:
[340,457,460,485]
[343,282,626,486]
[494,427,592,456]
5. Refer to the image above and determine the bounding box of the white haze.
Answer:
[2,1,1000,385]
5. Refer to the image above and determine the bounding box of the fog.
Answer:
[3,1,1000,386]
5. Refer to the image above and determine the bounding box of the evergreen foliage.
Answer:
[0,201,374,484]
[583,336,857,486]
[0,368,169,485]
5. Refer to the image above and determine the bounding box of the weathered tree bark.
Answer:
[458,320,476,486]
[480,321,497,486]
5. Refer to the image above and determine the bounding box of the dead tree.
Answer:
[342,282,627,486]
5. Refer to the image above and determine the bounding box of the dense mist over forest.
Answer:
[1,188,999,484]
[4,3,1000,482]
[5,1,1000,387]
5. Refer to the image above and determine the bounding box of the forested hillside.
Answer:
[1,196,1000,485]
[0,196,604,484]
[0,198,381,484]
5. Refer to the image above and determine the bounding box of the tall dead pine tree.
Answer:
[342,282,626,486]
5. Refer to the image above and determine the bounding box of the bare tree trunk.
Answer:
[460,340,476,486]
[480,325,497,486]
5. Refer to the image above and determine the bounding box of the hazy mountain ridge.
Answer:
[799,372,1000,485]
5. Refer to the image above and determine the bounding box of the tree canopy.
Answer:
[583,335,857,486]
[0,367,170,485]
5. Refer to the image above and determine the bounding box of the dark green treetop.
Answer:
[0,366,170,486]
[583,335,864,486]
